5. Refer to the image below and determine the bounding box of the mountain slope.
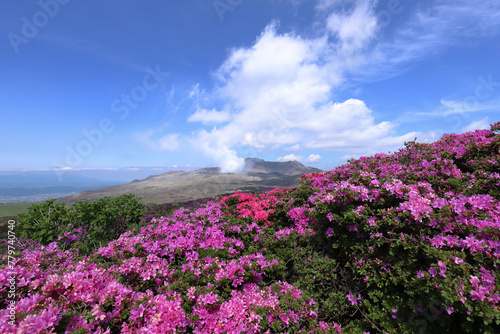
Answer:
[58,158,321,204]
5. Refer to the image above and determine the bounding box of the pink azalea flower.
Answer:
[201,292,219,305]
[346,292,357,305]
[318,321,330,330]
[333,322,342,333]
[437,261,447,277]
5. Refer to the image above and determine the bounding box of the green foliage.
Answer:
[17,194,146,255]
[17,199,71,245]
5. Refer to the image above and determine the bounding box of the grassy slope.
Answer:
[0,202,32,217]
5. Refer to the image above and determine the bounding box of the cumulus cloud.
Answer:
[187,0,461,171]
[191,126,246,173]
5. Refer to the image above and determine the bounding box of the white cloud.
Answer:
[189,16,431,171]
[277,154,304,162]
[188,108,230,124]
[192,128,245,172]
[326,0,378,52]
[439,99,489,115]
[305,154,321,163]
[188,83,203,98]
[462,117,490,132]
[407,99,500,120]
[187,1,464,171]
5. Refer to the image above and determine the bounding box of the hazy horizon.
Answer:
[0,157,322,203]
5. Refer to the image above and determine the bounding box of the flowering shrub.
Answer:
[1,121,499,332]
[1,200,333,333]
[16,194,146,255]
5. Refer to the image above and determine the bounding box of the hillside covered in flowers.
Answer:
[1,122,500,333]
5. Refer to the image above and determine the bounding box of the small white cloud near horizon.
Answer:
[462,117,490,133]
[277,154,304,162]
[276,153,320,164]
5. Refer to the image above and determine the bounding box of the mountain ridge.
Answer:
[57,158,322,204]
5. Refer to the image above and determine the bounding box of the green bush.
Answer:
[17,194,146,255]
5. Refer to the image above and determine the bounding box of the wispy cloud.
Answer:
[187,108,231,124]
[358,0,500,81]
[461,117,490,133]
[404,98,500,120]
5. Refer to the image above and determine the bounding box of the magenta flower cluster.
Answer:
[1,122,499,332]
[0,198,340,333]
[298,123,500,329]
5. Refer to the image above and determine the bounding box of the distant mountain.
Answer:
[57,159,322,204]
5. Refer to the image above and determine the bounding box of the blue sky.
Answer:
[1,0,499,173]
